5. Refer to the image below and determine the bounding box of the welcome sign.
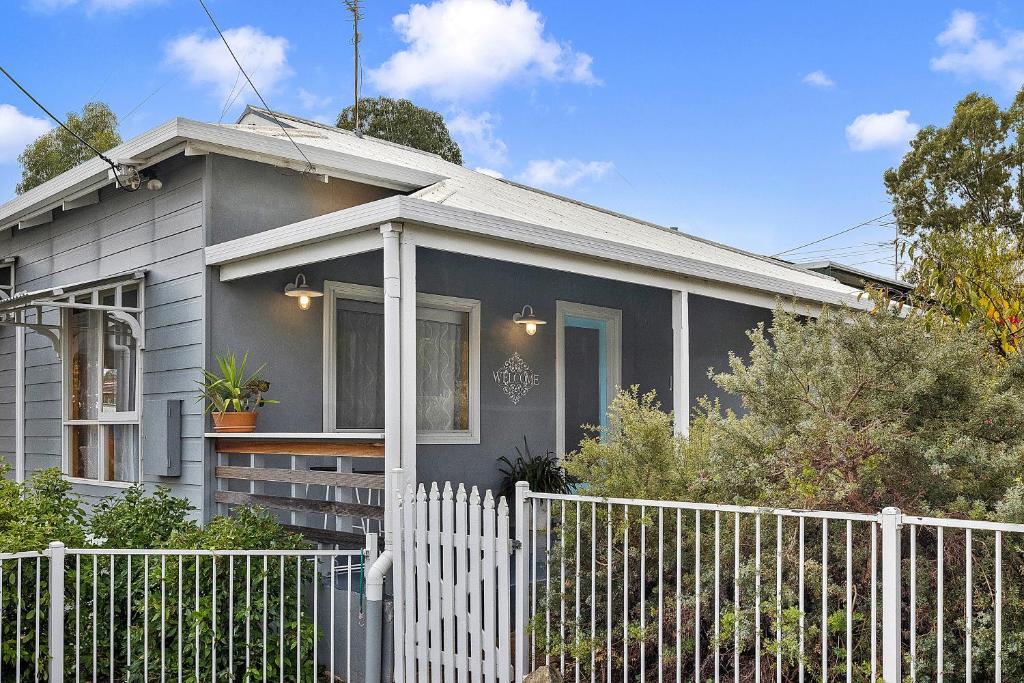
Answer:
[493,352,540,405]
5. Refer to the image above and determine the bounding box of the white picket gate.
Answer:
[392,479,516,683]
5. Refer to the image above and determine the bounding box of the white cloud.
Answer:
[931,10,1024,90]
[475,167,504,178]
[297,88,333,111]
[0,104,52,164]
[369,0,598,101]
[802,70,835,88]
[447,111,508,166]
[937,9,979,46]
[165,27,291,102]
[846,110,920,151]
[517,158,612,189]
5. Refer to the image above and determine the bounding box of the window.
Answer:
[323,282,480,443]
[62,283,143,484]
[0,258,13,300]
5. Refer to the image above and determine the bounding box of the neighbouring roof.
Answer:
[797,260,912,295]
[0,105,866,307]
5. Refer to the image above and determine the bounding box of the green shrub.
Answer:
[548,306,1024,681]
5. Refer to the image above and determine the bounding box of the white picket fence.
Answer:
[392,480,515,682]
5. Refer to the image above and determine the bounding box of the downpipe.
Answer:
[365,549,394,683]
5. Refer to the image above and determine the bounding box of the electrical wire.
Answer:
[771,212,893,257]
[196,0,316,173]
[0,63,123,179]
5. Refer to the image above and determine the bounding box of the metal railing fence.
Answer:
[0,543,370,682]
[512,488,1024,683]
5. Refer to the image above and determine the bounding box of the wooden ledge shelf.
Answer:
[209,435,384,458]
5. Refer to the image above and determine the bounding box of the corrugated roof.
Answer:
[232,108,857,298]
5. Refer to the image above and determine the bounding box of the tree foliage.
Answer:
[884,90,1024,353]
[568,305,1024,518]
[552,308,1024,681]
[16,102,121,194]
[336,96,463,164]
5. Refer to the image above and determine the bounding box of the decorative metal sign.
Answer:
[493,352,540,405]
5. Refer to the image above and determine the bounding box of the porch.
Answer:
[202,205,779,543]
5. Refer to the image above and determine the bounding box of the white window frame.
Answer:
[60,280,144,487]
[322,280,481,444]
[0,258,14,300]
[555,300,622,456]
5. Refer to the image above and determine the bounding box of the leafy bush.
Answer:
[497,437,573,501]
[0,472,316,680]
[546,305,1024,681]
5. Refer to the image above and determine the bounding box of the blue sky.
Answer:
[1,1,1022,276]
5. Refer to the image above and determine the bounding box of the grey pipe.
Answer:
[364,549,394,683]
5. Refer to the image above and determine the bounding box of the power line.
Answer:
[0,63,122,177]
[196,0,315,173]
[771,211,893,257]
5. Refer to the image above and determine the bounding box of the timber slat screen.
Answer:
[212,438,385,548]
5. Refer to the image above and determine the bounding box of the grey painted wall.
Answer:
[208,248,675,493]
[204,154,396,245]
[688,293,772,415]
[0,154,207,509]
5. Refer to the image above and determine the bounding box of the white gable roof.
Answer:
[232,108,857,300]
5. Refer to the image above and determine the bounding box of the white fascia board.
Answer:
[218,229,384,281]
[175,119,443,191]
[0,119,183,231]
[203,194,865,309]
[397,197,869,310]
[0,117,444,231]
[205,195,402,268]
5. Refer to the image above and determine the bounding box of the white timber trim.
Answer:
[15,325,25,483]
[672,290,690,437]
[206,196,862,312]
[0,117,444,230]
[555,300,622,456]
[61,190,100,211]
[321,277,480,444]
[218,229,383,281]
[399,238,418,486]
[381,222,402,541]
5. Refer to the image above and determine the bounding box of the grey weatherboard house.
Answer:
[0,108,866,541]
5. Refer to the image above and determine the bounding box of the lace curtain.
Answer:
[335,303,468,431]
[416,318,467,431]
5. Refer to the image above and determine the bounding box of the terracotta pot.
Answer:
[212,411,258,433]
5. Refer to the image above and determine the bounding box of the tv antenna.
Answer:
[343,0,363,131]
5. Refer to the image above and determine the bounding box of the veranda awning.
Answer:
[0,270,147,354]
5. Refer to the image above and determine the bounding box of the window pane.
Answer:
[106,424,139,483]
[102,313,137,413]
[68,309,100,420]
[70,425,99,479]
[416,310,470,431]
[335,301,385,429]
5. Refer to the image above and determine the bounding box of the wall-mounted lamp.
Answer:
[512,305,546,335]
[284,273,323,311]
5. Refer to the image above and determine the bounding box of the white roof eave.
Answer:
[0,118,445,231]
[205,195,870,310]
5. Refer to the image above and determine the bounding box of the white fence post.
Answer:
[514,481,529,681]
[47,541,65,683]
[880,507,902,683]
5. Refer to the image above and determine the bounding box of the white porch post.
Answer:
[15,325,25,483]
[672,289,690,437]
[381,222,403,543]
[399,234,418,487]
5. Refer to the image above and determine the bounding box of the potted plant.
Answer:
[197,352,278,433]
